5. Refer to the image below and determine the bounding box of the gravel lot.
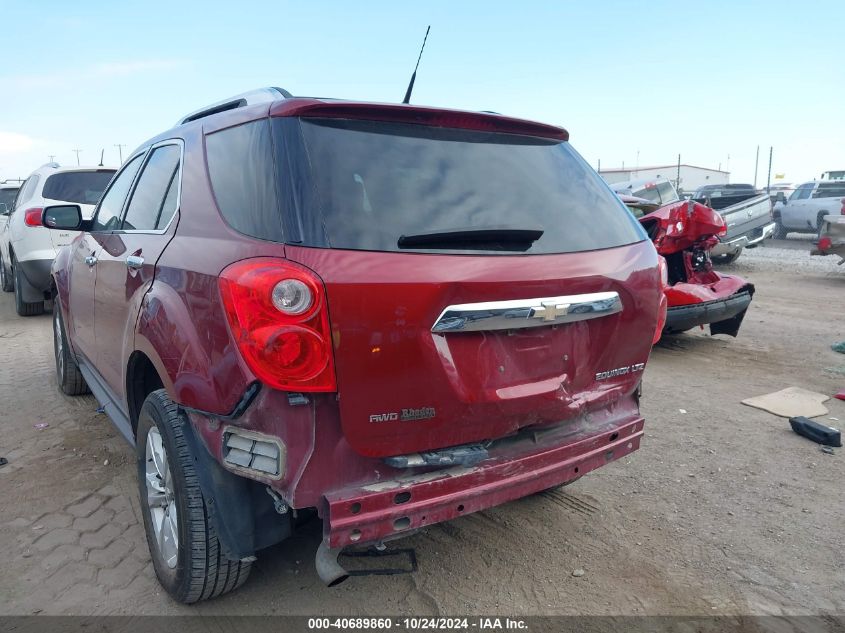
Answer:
[1,241,843,617]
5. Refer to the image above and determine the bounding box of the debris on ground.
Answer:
[95,405,106,414]
[0,457,7,467]
[679,409,687,414]
[789,416,842,447]
[835,390,845,401]
[572,568,586,577]
[33,423,49,430]
[742,387,830,418]
[831,341,845,354]
[820,446,835,455]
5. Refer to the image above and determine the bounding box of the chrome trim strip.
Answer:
[431,291,622,333]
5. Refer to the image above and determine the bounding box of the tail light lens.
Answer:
[218,258,336,392]
[716,212,727,237]
[653,256,668,344]
[24,207,44,227]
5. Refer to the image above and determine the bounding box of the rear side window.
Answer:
[42,171,115,205]
[284,119,645,254]
[122,145,181,231]
[814,184,845,199]
[15,175,39,208]
[205,120,282,241]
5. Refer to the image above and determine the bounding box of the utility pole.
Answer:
[766,147,773,193]
[753,145,760,188]
[47,154,56,163]
[726,154,730,180]
[72,149,82,166]
[114,144,126,164]
[597,158,601,173]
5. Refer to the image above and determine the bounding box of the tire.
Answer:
[714,249,742,265]
[0,255,12,292]
[772,216,788,240]
[53,306,89,395]
[13,265,44,316]
[136,390,252,603]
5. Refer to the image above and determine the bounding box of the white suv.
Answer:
[0,163,115,315]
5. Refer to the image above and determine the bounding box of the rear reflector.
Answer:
[24,207,44,227]
[223,430,285,478]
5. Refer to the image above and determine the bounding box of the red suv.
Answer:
[44,87,663,603]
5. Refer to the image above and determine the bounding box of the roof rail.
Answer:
[176,86,293,126]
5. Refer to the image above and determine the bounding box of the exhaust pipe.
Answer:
[315,540,349,587]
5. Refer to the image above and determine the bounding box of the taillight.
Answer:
[818,236,832,252]
[716,213,727,237]
[24,207,44,227]
[218,258,336,392]
[653,256,668,344]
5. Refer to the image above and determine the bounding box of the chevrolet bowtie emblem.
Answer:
[533,301,569,321]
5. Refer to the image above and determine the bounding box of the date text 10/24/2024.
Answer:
[307,617,529,630]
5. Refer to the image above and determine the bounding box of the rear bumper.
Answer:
[665,289,753,334]
[711,222,775,256]
[323,415,643,548]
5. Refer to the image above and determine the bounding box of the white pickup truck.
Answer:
[772,180,845,238]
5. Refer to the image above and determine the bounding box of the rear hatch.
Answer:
[274,111,661,458]
[41,169,115,249]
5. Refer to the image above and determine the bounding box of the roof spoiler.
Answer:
[175,86,293,126]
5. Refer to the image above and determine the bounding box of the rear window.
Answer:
[42,170,116,205]
[278,119,645,254]
[0,188,19,208]
[631,181,678,206]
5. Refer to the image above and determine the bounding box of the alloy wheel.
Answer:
[145,427,179,569]
[54,309,64,378]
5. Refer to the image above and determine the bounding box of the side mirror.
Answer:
[43,204,83,230]
[0,203,8,216]
[775,192,786,204]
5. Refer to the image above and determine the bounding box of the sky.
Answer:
[1,0,842,186]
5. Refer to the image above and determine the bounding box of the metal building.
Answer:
[599,164,729,195]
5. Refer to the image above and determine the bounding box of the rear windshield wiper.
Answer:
[398,226,544,250]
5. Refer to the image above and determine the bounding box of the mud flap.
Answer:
[178,414,292,560]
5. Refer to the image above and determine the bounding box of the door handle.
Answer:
[126,255,144,270]
[84,254,97,267]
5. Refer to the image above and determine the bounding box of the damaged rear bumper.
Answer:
[322,415,643,548]
[665,288,754,336]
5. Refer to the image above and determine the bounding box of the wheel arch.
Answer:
[126,350,167,437]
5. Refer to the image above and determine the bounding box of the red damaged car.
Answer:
[621,194,755,337]
[43,87,663,602]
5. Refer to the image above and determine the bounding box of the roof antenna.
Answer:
[98,148,105,167]
[402,26,430,104]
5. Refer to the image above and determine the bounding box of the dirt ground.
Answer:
[1,239,843,617]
